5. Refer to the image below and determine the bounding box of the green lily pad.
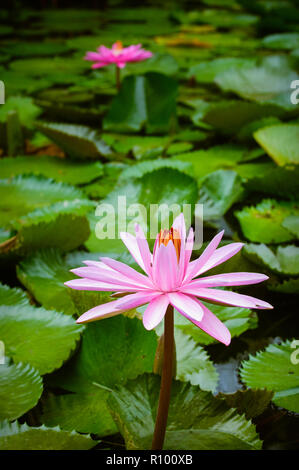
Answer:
[0,96,42,128]
[192,99,285,134]
[0,199,93,257]
[0,359,43,420]
[261,33,299,50]
[0,175,85,227]
[48,316,157,393]
[188,57,255,84]
[108,374,262,450]
[41,388,117,437]
[235,199,299,243]
[4,41,70,58]
[85,167,198,252]
[36,122,113,160]
[173,145,257,183]
[103,72,178,134]
[174,329,218,392]
[244,243,299,276]
[0,155,104,185]
[219,389,274,420]
[198,170,244,220]
[0,421,97,450]
[254,124,299,165]
[43,317,157,437]
[240,340,299,413]
[215,55,298,106]
[0,303,83,375]
[0,282,30,306]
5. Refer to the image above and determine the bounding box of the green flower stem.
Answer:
[151,304,174,450]
[115,66,121,91]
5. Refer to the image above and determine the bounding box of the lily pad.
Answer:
[254,124,299,165]
[103,72,178,134]
[235,199,299,244]
[0,155,104,185]
[0,421,97,450]
[108,374,262,450]
[240,340,299,413]
[43,317,157,437]
[0,359,43,421]
[198,170,244,220]
[0,303,83,374]
[36,122,113,160]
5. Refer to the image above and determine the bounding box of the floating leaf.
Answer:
[235,199,299,243]
[261,33,299,50]
[188,57,255,84]
[219,389,274,420]
[0,200,93,257]
[192,99,285,134]
[174,329,218,392]
[241,341,299,413]
[0,304,83,375]
[0,155,104,185]
[0,359,43,420]
[0,421,97,450]
[215,55,298,106]
[254,124,299,165]
[36,122,113,160]
[0,175,85,226]
[86,167,198,252]
[198,170,244,220]
[41,388,117,437]
[103,72,178,134]
[244,243,299,276]
[0,96,42,128]
[0,282,30,306]
[108,374,262,450]
[43,317,157,437]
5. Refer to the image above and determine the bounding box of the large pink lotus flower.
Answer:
[84,41,153,69]
[65,214,272,346]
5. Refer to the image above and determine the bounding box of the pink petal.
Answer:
[184,230,224,284]
[143,295,169,330]
[64,278,145,292]
[167,292,204,323]
[172,213,186,244]
[186,272,269,288]
[100,256,153,288]
[91,63,108,69]
[152,242,179,291]
[179,227,194,284]
[135,224,152,276]
[70,266,150,290]
[180,286,273,309]
[120,232,146,272]
[196,242,244,276]
[76,291,160,324]
[181,299,231,346]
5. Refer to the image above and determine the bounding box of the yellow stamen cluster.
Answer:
[158,228,181,262]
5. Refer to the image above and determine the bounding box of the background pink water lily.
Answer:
[65,214,273,346]
[85,41,153,69]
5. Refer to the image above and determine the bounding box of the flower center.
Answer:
[158,228,181,262]
[113,40,123,56]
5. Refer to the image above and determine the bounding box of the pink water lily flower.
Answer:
[85,41,153,69]
[65,214,273,346]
